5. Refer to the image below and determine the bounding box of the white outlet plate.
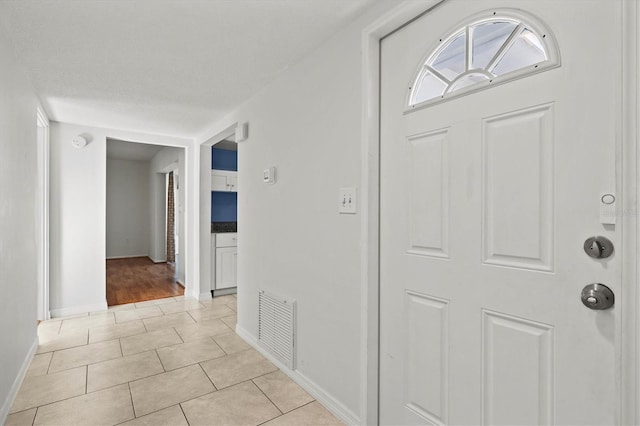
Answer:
[339,187,357,214]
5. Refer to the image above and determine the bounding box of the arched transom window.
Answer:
[408,10,559,108]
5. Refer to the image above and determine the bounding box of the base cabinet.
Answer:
[215,246,237,289]
[211,232,237,292]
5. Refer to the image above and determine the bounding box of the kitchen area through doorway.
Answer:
[209,136,238,297]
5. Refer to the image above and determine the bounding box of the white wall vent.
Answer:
[258,290,296,370]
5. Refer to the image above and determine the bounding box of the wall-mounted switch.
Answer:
[263,167,276,184]
[339,187,357,214]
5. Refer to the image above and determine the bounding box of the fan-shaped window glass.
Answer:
[471,21,517,69]
[432,33,466,80]
[408,12,558,108]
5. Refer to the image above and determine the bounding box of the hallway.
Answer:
[106,257,184,306]
[6,295,342,425]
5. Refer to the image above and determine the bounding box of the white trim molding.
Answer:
[36,108,50,321]
[621,0,639,423]
[360,2,443,424]
[0,337,38,425]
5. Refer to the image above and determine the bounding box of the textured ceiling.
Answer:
[0,0,378,138]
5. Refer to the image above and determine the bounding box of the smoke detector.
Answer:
[72,135,87,149]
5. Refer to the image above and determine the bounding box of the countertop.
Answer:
[211,222,237,233]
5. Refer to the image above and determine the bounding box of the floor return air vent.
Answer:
[258,290,296,370]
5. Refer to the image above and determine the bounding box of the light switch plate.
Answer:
[263,167,276,184]
[339,187,357,214]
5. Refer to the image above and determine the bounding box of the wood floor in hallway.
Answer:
[106,257,184,306]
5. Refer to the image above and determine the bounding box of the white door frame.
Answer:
[36,108,50,321]
[359,1,640,424]
[198,122,239,300]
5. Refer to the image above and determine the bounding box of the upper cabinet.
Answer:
[211,146,238,192]
[211,169,238,192]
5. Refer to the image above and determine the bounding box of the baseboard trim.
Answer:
[0,337,38,425]
[235,325,360,425]
[106,255,149,260]
[212,287,237,297]
[148,257,167,264]
[199,292,212,301]
[50,301,108,318]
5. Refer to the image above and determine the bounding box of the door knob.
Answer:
[583,236,614,259]
[581,283,614,310]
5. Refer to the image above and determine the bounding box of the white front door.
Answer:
[379,1,622,424]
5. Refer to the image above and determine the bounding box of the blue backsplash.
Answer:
[212,147,237,171]
[211,147,238,222]
[211,191,237,222]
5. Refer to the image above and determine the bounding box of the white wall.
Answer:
[0,28,41,424]
[106,158,150,258]
[50,123,196,316]
[196,2,398,422]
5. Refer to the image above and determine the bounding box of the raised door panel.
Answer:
[482,310,554,426]
[481,104,554,272]
[404,291,449,425]
[407,129,449,258]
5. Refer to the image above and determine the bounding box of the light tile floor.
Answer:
[5,295,343,426]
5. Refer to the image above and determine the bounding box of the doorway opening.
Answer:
[199,124,239,301]
[105,138,186,306]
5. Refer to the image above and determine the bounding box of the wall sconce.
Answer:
[71,135,87,149]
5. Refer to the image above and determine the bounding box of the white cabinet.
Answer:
[212,232,237,291]
[210,235,217,291]
[215,246,237,289]
[211,170,238,192]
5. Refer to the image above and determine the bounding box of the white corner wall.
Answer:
[50,123,196,316]
[49,123,108,315]
[106,158,150,258]
[0,27,41,424]
[196,2,399,422]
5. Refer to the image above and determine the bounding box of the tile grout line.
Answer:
[178,402,192,426]
[127,382,137,419]
[196,362,218,391]
[251,377,284,415]
[17,371,129,414]
[256,400,321,426]
[211,335,231,356]
[196,357,222,392]
[175,326,185,343]
[210,366,279,392]
[154,348,168,372]
[207,335,225,355]
[126,384,217,420]
[44,350,54,375]
[31,407,38,426]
